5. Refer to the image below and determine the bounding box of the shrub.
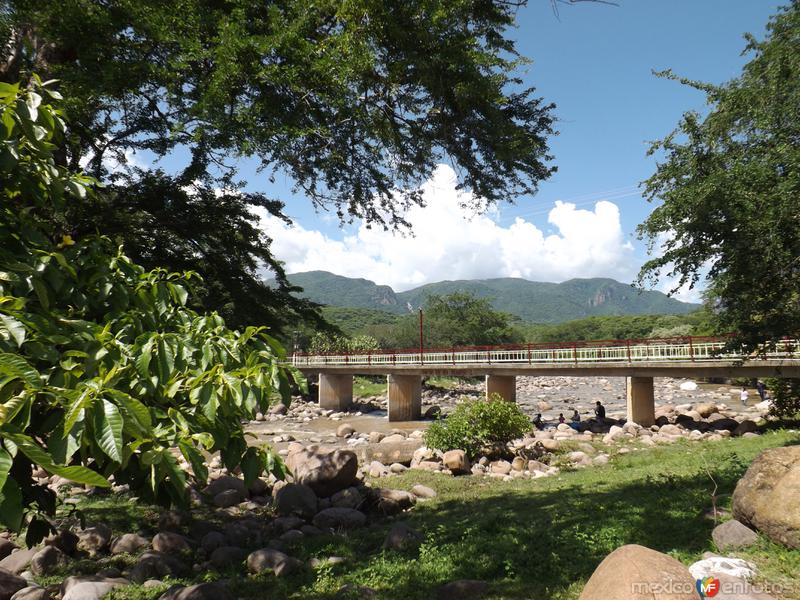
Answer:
[0,79,303,544]
[423,395,532,457]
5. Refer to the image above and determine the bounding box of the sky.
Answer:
[148,1,786,302]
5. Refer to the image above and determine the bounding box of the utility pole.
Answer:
[419,308,424,365]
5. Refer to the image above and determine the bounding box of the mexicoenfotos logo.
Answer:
[696,576,721,598]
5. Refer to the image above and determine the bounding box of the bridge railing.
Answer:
[292,337,800,368]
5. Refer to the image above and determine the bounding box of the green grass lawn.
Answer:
[45,430,800,599]
[353,376,387,398]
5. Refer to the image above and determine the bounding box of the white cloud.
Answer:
[258,164,637,291]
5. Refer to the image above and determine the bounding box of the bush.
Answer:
[423,395,532,457]
[0,79,302,544]
[764,378,800,419]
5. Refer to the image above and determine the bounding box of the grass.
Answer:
[30,430,800,599]
[353,376,387,398]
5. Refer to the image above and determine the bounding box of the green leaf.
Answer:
[240,447,261,489]
[64,390,92,434]
[0,447,11,492]
[0,353,41,389]
[160,449,187,492]
[178,440,208,483]
[94,399,123,463]
[107,390,152,430]
[4,432,54,467]
[0,314,26,347]
[0,478,23,531]
[49,465,110,488]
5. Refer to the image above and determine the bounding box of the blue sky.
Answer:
[145,1,785,298]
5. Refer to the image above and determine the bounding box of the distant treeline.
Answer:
[304,294,716,352]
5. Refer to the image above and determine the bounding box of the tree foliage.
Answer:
[0,80,300,543]
[0,0,558,329]
[637,2,800,350]
[391,292,523,349]
[424,395,532,458]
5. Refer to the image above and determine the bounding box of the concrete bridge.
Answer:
[292,337,800,426]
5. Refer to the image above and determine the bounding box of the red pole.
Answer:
[419,308,424,365]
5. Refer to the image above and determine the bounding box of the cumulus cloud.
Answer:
[258,164,637,291]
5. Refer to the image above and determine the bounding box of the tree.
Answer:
[0,0,559,329]
[637,2,800,351]
[0,80,299,543]
[66,171,325,332]
[390,292,522,348]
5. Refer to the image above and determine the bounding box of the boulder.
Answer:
[212,489,241,508]
[732,446,800,547]
[411,484,437,499]
[490,460,512,475]
[129,551,189,582]
[287,446,359,497]
[0,543,15,562]
[694,402,717,418]
[9,587,49,600]
[202,475,246,501]
[110,533,150,555]
[733,420,759,436]
[437,579,489,600]
[159,583,234,600]
[77,524,112,555]
[246,548,292,574]
[383,523,423,551]
[61,577,129,600]
[0,550,36,575]
[372,488,416,515]
[274,483,318,519]
[200,532,226,554]
[0,568,26,600]
[442,450,471,475]
[356,440,424,466]
[712,520,758,551]
[579,544,697,600]
[44,530,78,556]
[29,547,64,576]
[330,487,364,510]
[152,532,190,554]
[689,556,758,581]
[336,424,356,438]
[209,546,247,570]
[312,508,367,530]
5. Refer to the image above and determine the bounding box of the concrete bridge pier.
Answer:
[626,376,655,426]
[387,374,421,421]
[318,373,353,411]
[485,374,516,402]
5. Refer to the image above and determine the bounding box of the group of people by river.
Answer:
[532,400,607,431]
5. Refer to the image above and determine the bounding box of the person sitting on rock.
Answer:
[558,412,565,424]
[569,409,581,431]
[532,413,544,430]
[594,401,606,423]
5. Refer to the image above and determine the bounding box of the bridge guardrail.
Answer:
[291,337,800,368]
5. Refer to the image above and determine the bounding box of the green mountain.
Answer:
[280,271,699,323]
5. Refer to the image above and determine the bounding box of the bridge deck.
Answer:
[293,337,800,378]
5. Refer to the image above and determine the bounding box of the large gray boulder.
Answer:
[732,446,800,548]
[287,446,358,497]
[312,508,367,530]
[0,568,26,600]
[159,583,234,600]
[579,544,697,600]
[274,483,318,518]
[712,519,758,550]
